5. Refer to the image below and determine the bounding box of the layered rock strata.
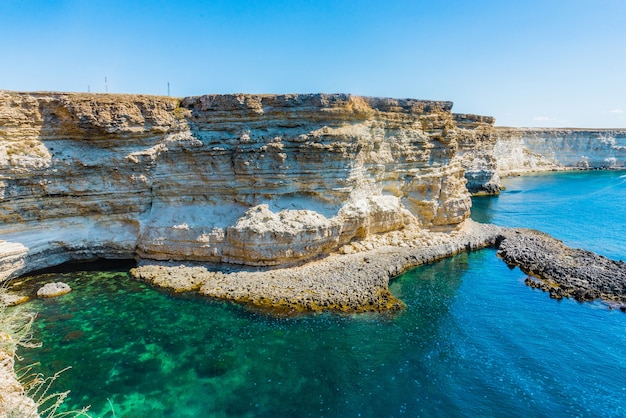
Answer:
[1,91,472,281]
[4,91,623,313]
[460,127,626,193]
[454,113,502,194]
[3,90,626,415]
[494,128,626,175]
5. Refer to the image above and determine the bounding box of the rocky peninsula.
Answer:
[498,229,626,308]
[132,220,504,313]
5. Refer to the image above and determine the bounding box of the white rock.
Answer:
[37,282,72,298]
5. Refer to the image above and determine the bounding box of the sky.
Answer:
[1,0,625,128]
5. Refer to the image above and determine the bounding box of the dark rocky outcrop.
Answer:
[497,229,626,309]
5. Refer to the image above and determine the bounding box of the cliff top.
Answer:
[495,126,626,133]
[1,90,454,114]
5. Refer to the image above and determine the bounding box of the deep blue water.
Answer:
[17,171,626,417]
[472,170,626,260]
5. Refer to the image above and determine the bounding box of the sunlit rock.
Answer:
[0,91,475,277]
[37,282,72,298]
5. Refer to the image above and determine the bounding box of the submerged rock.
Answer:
[37,282,72,298]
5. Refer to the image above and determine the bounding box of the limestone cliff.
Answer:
[0,91,473,279]
[494,128,626,175]
[455,126,626,194]
[454,113,502,194]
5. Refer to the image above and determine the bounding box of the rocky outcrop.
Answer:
[1,91,473,280]
[132,220,505,313]
[0,334,39,417]
[454,113,502,194]
[133,223,626,313]
[498,229,626,309]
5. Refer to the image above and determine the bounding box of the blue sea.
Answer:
[17,171,626,417]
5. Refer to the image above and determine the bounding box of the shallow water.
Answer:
[17,171,626,417]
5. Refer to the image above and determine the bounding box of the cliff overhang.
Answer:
[1,91,480,290]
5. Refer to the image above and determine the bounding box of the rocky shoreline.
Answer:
[131,220,504,314]
[497,229,626,309]
[2,221,623,316]
[3,221,626,416]
[130,222,626,314]
[2,91,625,415]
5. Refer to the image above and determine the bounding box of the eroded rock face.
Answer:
[0,91,473,277]
[455,126,626,194]
[0,91,184,279]
[494,128,626,175]
[454,113,502,194]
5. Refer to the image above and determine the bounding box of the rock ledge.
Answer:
[131,221,504,314]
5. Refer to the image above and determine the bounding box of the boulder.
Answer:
[37,282,72,298]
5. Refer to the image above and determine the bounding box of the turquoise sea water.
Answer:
[17,171,626,417]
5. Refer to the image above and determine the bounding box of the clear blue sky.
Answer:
[1,0,625,127]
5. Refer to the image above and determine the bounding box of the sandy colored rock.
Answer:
[0,331,39,417]
[0,91,476,280]
[0,293,29,306]
[494,128,626,176]
[0,349,39,417]
[457,124,626,194]
[36,282,72,298]
[454,113,503,194]
[132,220,505,313]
